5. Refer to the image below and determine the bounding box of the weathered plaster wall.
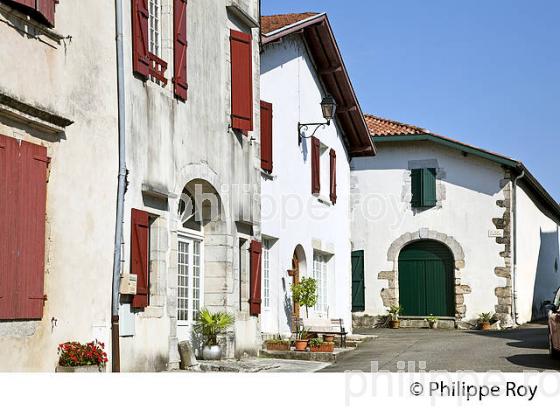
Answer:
[260,36,353,336]
[119,0,262,369]
[351,142,507,323]
[0,2,118,370]
[515,183,560,323]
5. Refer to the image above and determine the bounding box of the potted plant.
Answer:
[194,308,235,360]
[294,328,309,352]
[388,305,403,329]
[426,315,439,329]
[56,340,108,372]
[265,337,290,352]
[478,312,494,331]
[309,338,335,353]
[291,277,318,318]
[323,335,335,343]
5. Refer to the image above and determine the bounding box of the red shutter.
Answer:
[311,136,321,194]
[260,100,273,173]
[0,135,48,320]
[131,209,149,308]
[132,0,150,79]
[173,0,188,100]
[11,0,36,8]
[230,30,253,132]
[35,0,58,27]
[249,240,262,316]
[329,149,337,204]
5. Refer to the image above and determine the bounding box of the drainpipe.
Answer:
[111,0,127,373]
[512,169,525,326]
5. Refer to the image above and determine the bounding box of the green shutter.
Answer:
[411,168,437,208]
[422,168,437,207]
[351,251,365,312]
[411,169,423,207]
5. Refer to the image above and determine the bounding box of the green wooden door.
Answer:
[351,250,365,312]
[398,240,454,317]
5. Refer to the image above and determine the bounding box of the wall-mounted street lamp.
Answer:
[298,95,337,145]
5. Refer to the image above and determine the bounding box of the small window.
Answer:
[148,0,162,58]
[411,168,437,208]
[263,240,271,309]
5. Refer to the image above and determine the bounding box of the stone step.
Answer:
[400,318,456,329]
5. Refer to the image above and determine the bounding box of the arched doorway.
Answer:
[398,240,455,317]
[176,179,226,342]
[287,245,306,330]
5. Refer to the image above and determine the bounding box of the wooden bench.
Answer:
[294,318,348,348]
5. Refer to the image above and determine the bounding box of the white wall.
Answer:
[515,184,560,323]
[0,2,118,370]
[351,142,507,322]
[260,36,353,336]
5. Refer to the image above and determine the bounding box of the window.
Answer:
[313,253,329,314]
[411,168,437,208]
[262,240,271,309]
[177,236,203,322]
[8,0,58,28]
[148,0,162,57]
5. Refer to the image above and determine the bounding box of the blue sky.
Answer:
[262,0,560,201]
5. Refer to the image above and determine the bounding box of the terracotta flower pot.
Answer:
[480,322,492,331]
[389,320,400,329]
[310,343,335,353]
[266,342,290,351]
[323,335,335,343]
[294,340,309,352]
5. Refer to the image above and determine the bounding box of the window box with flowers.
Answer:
[56,341,108,373]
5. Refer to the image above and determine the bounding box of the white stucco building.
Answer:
[259,13,375,336]
[119,0,263,370]
[0,1,118,371]
[351,115,560,328]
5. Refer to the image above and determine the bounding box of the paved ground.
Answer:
[321,323,560,372]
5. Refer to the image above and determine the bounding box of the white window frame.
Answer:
[177,229,204,326]
[313,252,329,315]
[148,0,162,57]
[262,239,271,310]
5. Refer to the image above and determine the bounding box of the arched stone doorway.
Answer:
[174,178,228,342]
[379,229,471,320]
[398,240,455,317]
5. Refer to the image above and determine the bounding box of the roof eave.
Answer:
[262,14,375,157]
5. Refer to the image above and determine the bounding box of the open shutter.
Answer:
[230,30,253,132]
[249,240,262,316]
[311,136,320,194]
[422,168,437,207]
[173,0,188,100]
[351,251,365,312]
[411,169,422,207]
[132,0,150,79]
[35,0,58,27]
[11,0,36,8]
[131,209,149,308]
[260,100,273,173]
[329,149,337,204]
[0,137,9,318]
[0,136,48,320]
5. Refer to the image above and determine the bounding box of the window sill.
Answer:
[0,3,66,44]
[316,195,332,206]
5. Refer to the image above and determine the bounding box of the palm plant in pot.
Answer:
[478,312,494,331]
[388,305,403,329]
[294,328,309,352]
[194,308,235,360]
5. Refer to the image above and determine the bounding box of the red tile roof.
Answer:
[261,13,320,35]
[364,114,428,137]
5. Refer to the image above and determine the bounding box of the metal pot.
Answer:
[202,345,222,360]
